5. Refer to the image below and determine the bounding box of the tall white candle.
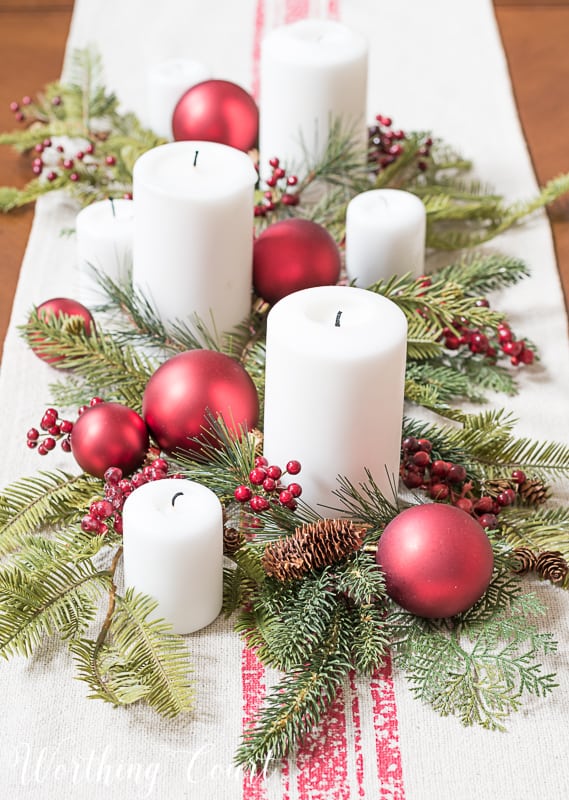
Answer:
[146,58,211,140]
[132,141,257,336]
[122,478,223,634]
[263,286,407,513]
[76,198,134,304]
[345,189,426,287]
[259,20,368,176]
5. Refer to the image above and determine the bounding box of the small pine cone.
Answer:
[518,479,550,506]
[535,551,569,584]
[261,518,367,582]
[511,546,538,575]
[223,527,245,555]
[484,478,515,498]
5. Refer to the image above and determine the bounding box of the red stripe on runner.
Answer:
[242,647,269,800]
[327,0,340,19]
[370,656,406,799]
[251,0,266,101]
[285,0,310,23]
[349,670,366,798]
[295,687,350,800]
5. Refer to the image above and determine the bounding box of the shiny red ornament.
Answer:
[172,79,259,152]
[70,402,149,479]
[142,350,259,454]
[30,297,94,364]
[376,504,494,618]
[253,219,341,305]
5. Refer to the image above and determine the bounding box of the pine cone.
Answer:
[535,551,569,584]
[511,546,538,575]
[484,478,515,498]
[518,479,550,506]
[261,519,367,582]
[223,527,245,555]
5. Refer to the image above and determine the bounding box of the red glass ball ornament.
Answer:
[253,219,341,305]
[30,297,94,364]
[70,402,149,479]
[376,504,494,618]
[142,350,259,454]
[172,80,259,152]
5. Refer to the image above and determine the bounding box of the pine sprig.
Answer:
[328,469,401,533]
[72,588,194,717]
[0,470,101,557]
[235,608,352,771]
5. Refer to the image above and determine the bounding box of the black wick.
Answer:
[193,150,199,167]
[335,310,342,327]
[109,198,116,217]
[171,492,184,507]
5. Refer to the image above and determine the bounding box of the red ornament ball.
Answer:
[376,504,494,618]
[142,350,259,454]
[172,79,259,152]
[30,297,94,364]
[253,219,341,305]
[70,402,149,479]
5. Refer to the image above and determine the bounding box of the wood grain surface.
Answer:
[0,2,568,349]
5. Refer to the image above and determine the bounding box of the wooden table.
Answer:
[1,0,568,349]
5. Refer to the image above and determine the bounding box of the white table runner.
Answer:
[1,1,568,798]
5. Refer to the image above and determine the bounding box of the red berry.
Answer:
[70,173,79,182]
[250,495,270,512]
[447,464,467,483]
[61,438,71,452]
[262,477,277,492]
[278,489,294,506]
[85,143,95,154]
[113,515,124,535]
[285,499,298,511]
[81,514,100,533]
[90,396,104,406]
[9,101,19,112]
[430,460,449,478]
[479,513,499,529]
[105,155,117,166]
[249,467,267,485]
[287,175,298,186]
[27,428,39,441]
[429,483,449,500]
[268,157,280,168]
[27,440,38,449]
[287,482,302,497]
[417,438,432,452]
[255,456,268,468]
[445,335,460,350]
[46,171,57,182]
[266,465,282,480]
[413,450,430,467]
[274,167,285,179]
[402,436,419,453]
[44,437,56,451]
[474,496,494,515]
[152,457,168,473]
[118,479,133,495]
[521,348,534,365]
[403,472,423,489]
[511,469,526,485]
[60,419,73,434]
[234,485,252,503]
[131,473,148,488]
[455,497,473,514]
[38,445,48,455]
[90,500,113,519]
[286,460,301,475]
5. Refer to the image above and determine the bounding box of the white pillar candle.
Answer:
[263,285,407,513]
[146,58,211,140]
[132,141,257,336]
[345,189,426,287]
[122,478,223,634]
[259,20,368,176]
[75,198,134,305]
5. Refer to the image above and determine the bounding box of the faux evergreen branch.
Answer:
[328,469,401,534]
[0,470,101,558]
[72,587,194,717]
[499,507,569,587]
[434,253,530,295]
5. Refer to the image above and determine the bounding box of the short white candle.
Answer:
[75,198,134,304]
[122,478,223,634]
[259,20,368,176]
[132,141,258,336]
[345,189,426,287]
[263,285,407,512]
[146,58,211,140]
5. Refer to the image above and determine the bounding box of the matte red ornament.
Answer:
[70,402,149,479]
[376,504,494,618]
[142,350,259,454]
[253,218,341,305]
[30,297,94,364]
[172,79,259,152]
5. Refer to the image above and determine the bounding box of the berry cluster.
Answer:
[81,458,182,536]
[255,157,299,218]
[8,93,62,125]
[234,457,302,512]
[441,301,535,366]
[368,114,432,173]
[400,436,526,529]
[27,406,74,455]
[26,396,106,457]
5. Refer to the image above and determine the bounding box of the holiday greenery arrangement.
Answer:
[1,49,569,773]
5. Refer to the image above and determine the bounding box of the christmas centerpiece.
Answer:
[1,40,569,776]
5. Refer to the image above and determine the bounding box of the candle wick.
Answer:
[109,198,116,218]
[171,491,184,507]
[335,310,342,327]
[193,150,199,167]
